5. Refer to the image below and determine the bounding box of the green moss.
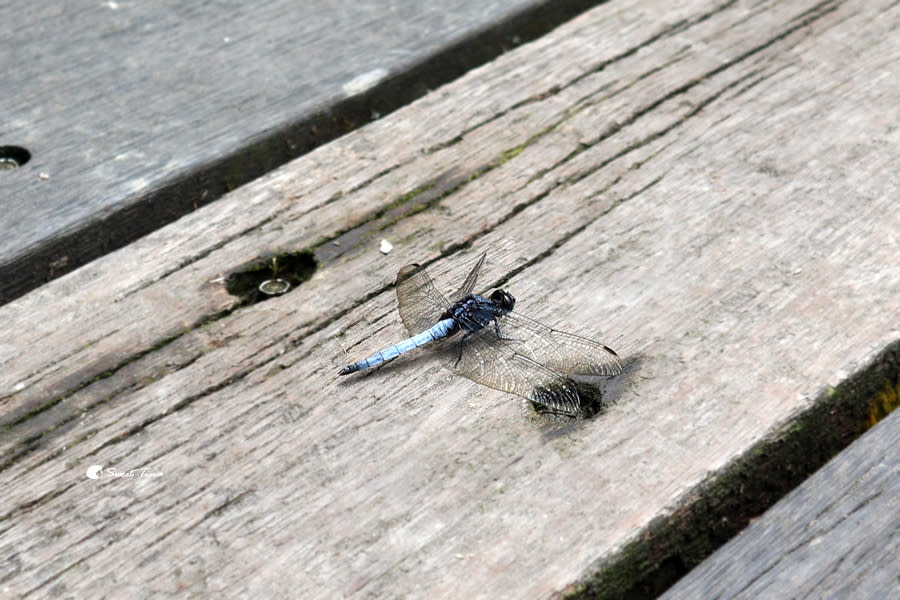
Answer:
[566,340,899,599]
[867,379,899,429]
[497,145,526,165]
[393,182,436,206]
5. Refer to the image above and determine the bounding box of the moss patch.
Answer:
[568,339,900,599]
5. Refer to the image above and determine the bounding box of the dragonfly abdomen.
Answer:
[338,318,457,375]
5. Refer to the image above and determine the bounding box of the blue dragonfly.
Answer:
[338,253,623,415]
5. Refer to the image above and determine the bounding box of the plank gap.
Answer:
[570,339,900,600]
[0,0,620,306]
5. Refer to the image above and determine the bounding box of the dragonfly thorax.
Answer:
[441,290,516,334]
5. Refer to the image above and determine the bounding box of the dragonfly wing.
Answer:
[449,252,486,303]
[436,329,583,415]
[395,263,451,336]
[495,311,623,378]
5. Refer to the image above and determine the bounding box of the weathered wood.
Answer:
[0,0,604,304]
[1,0,898,598]
[661,409,900,600]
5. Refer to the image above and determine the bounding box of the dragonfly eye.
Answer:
[490,289,515,311]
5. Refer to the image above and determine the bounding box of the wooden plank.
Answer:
[0,0,603,304]
[2,0,899,598]
[660,409,900,600]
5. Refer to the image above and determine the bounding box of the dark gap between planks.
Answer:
[0,0,612,306]
[568,339,900,600]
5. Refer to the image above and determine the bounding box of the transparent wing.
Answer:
[396,253,484,334]
[395,263,451,335]
[497,311,623,377]
[394,254,621,415]
[449,252,485,303]
[435,329,583,415]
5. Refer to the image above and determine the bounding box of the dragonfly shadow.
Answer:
[532,353,645,424]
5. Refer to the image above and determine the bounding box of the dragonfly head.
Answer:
[490,289,516,312]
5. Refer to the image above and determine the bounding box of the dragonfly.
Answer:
[338,253,623,415]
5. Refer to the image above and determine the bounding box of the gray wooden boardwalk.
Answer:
[662,408,900,600]
[0,0,598,304]
[1,0,898,598]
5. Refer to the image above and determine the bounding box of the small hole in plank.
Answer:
[225,250,317,304]
[0,146,31,170]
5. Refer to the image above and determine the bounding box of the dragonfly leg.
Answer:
[454,331,476,367]
[493,319,520,343]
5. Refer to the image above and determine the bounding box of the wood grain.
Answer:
[0,0,603,303]
[661,409,900,600]
[1,0,898,598]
